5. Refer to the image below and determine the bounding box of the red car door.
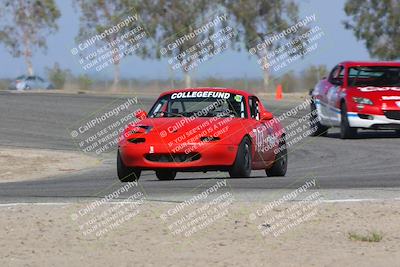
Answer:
[319,65,344,124]
[248,96,275,165]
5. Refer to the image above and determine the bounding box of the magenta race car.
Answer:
[310,61,400,138]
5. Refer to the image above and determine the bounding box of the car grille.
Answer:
[384,111,400,120]
[145,153,201,162]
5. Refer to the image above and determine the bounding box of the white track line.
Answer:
[0,202,71,207]
[321,198,400,203]
[1,198,400,207]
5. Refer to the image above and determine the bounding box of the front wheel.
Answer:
[229,137,252,178]
[266,138,288,177]
[309,99,329,136]
[156,170,177,181]
[340,103,357,139]
[117,151,141,182]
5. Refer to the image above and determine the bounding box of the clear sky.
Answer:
[0,0,371,79]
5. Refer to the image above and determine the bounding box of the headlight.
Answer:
[130,125,153,134]
[353,97,373,105]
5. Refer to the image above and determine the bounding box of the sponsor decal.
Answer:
[358,86,400,92]
[253,128,264,152]
[382,96,400,100]
[234,95,243,102]
[253,126,277,152]
[149,146,154,154]
[396,101,400,108]
[170,91,231,99]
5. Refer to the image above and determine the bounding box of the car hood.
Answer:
[351,86,400,101]
[120,116,260,146]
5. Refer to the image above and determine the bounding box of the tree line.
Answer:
[0,0,399,91]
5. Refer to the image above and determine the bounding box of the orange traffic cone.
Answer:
[275,84,283,100]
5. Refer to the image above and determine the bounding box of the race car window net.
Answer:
[329,65,344,85]
[148,93,247,118]
[348,67,400,87]
[249,97,260,120]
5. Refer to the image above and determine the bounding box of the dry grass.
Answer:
[348,231,383,242]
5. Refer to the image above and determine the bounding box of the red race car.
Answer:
[310,61,400,138]
[117,88,287,181]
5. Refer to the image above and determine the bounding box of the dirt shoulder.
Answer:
[0,147,99,183]
[0,200,399,266]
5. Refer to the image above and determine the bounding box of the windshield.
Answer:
[149,91,247,118]
[348,66,400,87]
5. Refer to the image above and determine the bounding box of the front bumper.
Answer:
[348,112,400,129]
[119,142,238,170]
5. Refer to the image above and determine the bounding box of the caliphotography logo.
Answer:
[0,0,399,266]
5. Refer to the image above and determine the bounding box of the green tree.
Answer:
[344,0,400,60]
[280,71,298,93]
[73,0,157,91]
[222,0,308,90]
[78,74,93,91]
[0,0,61,76]
[45,62,71,89]
[153,0,226,87]
[301,64,328,90]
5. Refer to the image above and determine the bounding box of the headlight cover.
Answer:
[352,97,373,105]
[128,125,153,134]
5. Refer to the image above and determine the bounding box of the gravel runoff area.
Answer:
[0,147,99,183]
[0,200,399,267]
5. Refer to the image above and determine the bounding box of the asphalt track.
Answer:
[0,91,399,203]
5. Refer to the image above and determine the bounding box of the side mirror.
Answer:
[260,111,274,121]
[135,109,147,120]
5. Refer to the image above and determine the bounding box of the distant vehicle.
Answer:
[310,61,400,138]
[117,87,287,181]
[9,75,54,90]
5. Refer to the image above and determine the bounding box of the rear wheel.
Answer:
[310,99,329,136]
[229,137,252,178]
[117,151,141,182]
[156,170,177,180]
[266,138,288,177]
[340,103,357,139]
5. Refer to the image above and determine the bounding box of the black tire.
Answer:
[266,138,288,177]
[156,170,177,181]
[340,103,357,139]
[229,137,252,178]
[117,150,141,182]
[309,99,329,136]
